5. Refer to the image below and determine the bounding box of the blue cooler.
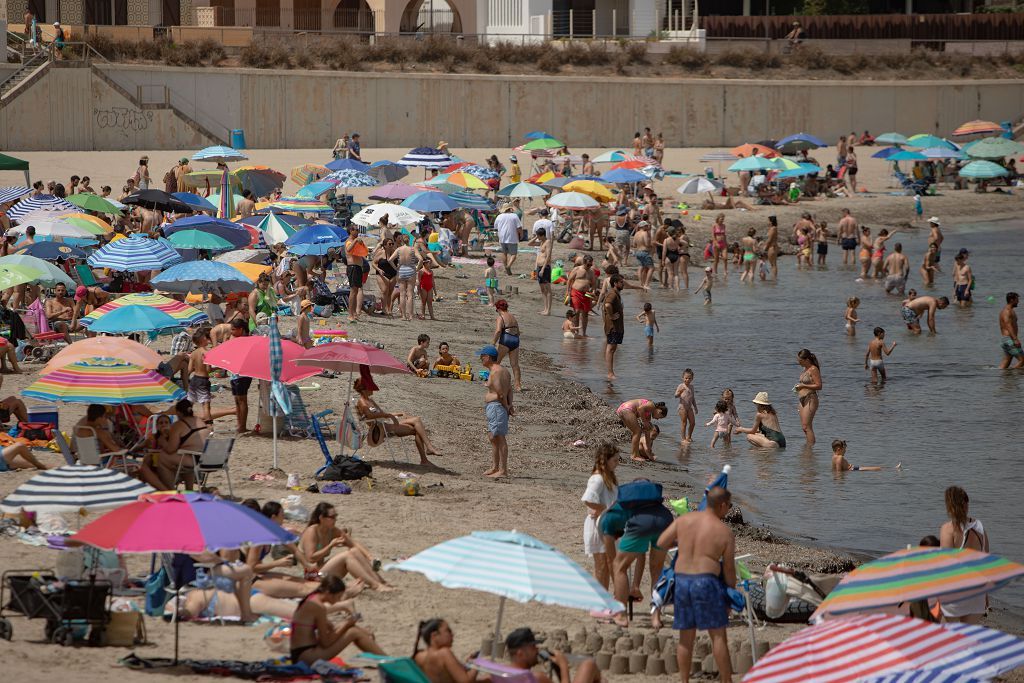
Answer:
[27,403,59,428]
[230,128,246,150]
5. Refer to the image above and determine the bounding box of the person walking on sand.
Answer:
[492,299,523,391]
[865,327,897,383]
[656,486,736,683]
[838,208,857,265]
[901,295,949,335]
[1000,292,1024,368]
[582,443,619,591]
[495,205,522,276]
[528,226,553,315]
[939,486,989,624]
[794,349,821,445]
[480,345,513,478]
[603,274,626,380]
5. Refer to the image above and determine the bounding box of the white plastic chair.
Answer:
[175,438,234,497]
[73,426,129,470]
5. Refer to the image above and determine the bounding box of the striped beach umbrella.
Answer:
[964,136,1024,159]
[23,357,186,405]
[266,197,333,214]
[959,160,1010,180]
[7,194,76,222]
[743,614,1024,683]
[448,191,495,211]
[952,120,1004,137]
[79,292,208,329]
[0,186,30,204]
[254,212,300,246]
[496,182,548,199]
[87,234,182,272]
[45,337,161,372]
[290,163,330,186]
[445,172,488,190]
[268,314,291,471]
[398,147,453,169]
[811,547,1024,621]
[0,465,154,514]
[192,146,248,163]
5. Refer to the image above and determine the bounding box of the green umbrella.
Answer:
[166,230,234,251]
[521,137,565,151]
[63,216,110,236]
[964,137,1024,159]
[959,160,1009,179]
[0,255,75,288]
[67,193,122,215]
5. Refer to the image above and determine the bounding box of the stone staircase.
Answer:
[0,49,50,102]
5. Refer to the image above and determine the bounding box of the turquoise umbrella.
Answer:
[166,230,234,252]
[964,137,1024,159]
[728,156,779,172]
[907,134,957,150]
[496,182,548,199]
[959,160,1009,179]
[874,132,909,146]
[889,150,929,162]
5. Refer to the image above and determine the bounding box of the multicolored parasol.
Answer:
[22,357,186,405]
[79,292,208,329]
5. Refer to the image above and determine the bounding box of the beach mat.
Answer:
[119,652,361,680]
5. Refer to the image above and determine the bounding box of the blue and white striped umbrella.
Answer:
[398,147,453,169]
[322,169,379,188]
[0,465,154,514]
[7,194,77,222]
[460,164,500,181]
[448,191,495,211]
[87,235,182,272]
[268,314,291,470]
[151,260,254,295]
[192,146,248,163]
[0,186,30,204]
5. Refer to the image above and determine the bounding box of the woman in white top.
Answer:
[581,443,619,590]
[939,485,989,623]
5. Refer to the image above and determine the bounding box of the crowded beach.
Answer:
[0,125,1022,683]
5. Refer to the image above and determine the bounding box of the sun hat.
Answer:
[367,422,385,448]
[478,345,499,359]
[501,204,514,213]
[752,391,772,405]
[300,299,314,311]
[928,216,941,225]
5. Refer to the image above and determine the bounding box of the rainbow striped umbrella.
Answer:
[266,197,333,214]
[79,292,208,329]
[23,357,186,405]
[812,547,1024,621]
[952,119,1004,137]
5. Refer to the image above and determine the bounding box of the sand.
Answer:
[0,146,1022,682]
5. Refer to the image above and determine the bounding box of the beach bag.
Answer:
[321,455,372,481]
[617,479,663,509]
[599,503,630,539]
[17,421,53,441]
[144,567,170,617]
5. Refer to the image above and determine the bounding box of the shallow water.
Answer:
[536,218,1024,611]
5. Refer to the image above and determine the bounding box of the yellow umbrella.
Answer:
[563,180,615,203]
[65,213,113,233]
[228,262,272,281]
[446,172,489,190]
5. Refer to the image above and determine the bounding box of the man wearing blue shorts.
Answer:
[480,345,513,478]
[657,486,736,683]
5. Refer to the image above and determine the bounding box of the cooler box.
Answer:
[230,129,247,150]
[27,403,59,429]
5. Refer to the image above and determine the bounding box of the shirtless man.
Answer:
[838,208,857,265]
[999,292,1024,369]
[765,216,780,280]
[656,487,736,683]
[920,242,940,286]
[392,240,419,322]
[928,217,944,263]
[901,295,949,335]
[632,221,655,289]
[882,243,909,295]
[953,250,973,308]
[407,334,430,374]
[139,206,162,232]
[566,255,597,337]
[236,190,255,218]
[528,227,553,315]
[480,345,513,478]
[186,329,213,424]
[44,283,76,337]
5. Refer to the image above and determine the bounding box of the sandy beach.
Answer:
[0,145,1022,682]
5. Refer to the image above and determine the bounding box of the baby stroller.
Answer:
[0,570,112,645]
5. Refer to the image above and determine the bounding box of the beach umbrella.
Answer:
[920,147,967,160]
[325,158,370,173]
[417,178,462,194]
[87,235,181,272]
[907,134,957,150]
[730,143,779,158]
[744,613,1024,683]
[7,194,77,222]
[227,262,271,282]
[542,177,574,189]
[496,182,548,199]
[875,132,909,146]
[121,189,193,214]
[290,163,330,186]
[964,136,1024,159]
[872,147,903,159]
[609,160,649,171]
[80,292,207,329]
[401,191,459,213]
[23,357,186,405]
[192,146,248,163]
[215,249,268,266]
[699,151,738,163]
[677,177,724,195]
[13,242,86,260]
[45,337,161,372]
[600,168,648,184]
[776,133,826,153]
[232,166,286,198]
[563,180,615,202]
[888,150,929,162]
[591,150,627,163]
[296,181,336,199]
[367,160,409,183]
[284,224,348,257]
[151,260,254,296]
[524,130,552,140]
[527,171,562,184]
[351,203,424,229]
[455,164,500,181]
[386,530,621,657]
[546,191,600,210]
[959,160,1010,179]
[239,212,307,229]
[7,218,96,240]
[205,335,319,385]
[65,213,112,234]
[265,197,333,214]
[0,186,30,204]
[171,192,217,213]
[811,547,1024,621]
[0,254,75,288]
[448,191,495,211]
[398,147,453,169]
[166,229,234,252]
[296,341,410,375]
[253,212,300,246]
[66,193,121,215]
[87,306,183,335]
[728,156,779,172]
[520,137,565,152]
[443,172,488,190]
[0,465,153,515]
[164,215,252,249]
[368,182,423,201]
[952,120,1004,137]
[777,163,823,179]
[322,169,379,188]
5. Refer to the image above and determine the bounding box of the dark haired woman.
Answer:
[795,348,822,445]
[615,398,668,462]
[289,575,386,665]
[299,502,394,592]
[939,486,989,624]
[413,618,479,683]
[735,392,786,449]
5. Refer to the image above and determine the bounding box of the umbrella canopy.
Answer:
[204,335,320,384]
[907,134,957,150]
[599,168,648,184]
[322,169,379,188]
[743,613,1024,683]
[417,179,461,194]
[496,182,548,199]
[151,260,254,296]
[45,337,161,372]
[367,160,409,183]
[7,194,77,222]
[448,191,495,211]
[0,465,153,514]
[731,143,779,158]
[23,357,186,405]
[401,191,460,213]
[523,130,553,140]
[232,166,286,197]
[952,120,1004,137]
[776,133,826,153]
[296,181,336,199]
[368,182,422,201]
[192,146,248,163]
[444,172,488,190]
[227,261,271,281]
[728,156,779,172]
[812,547,1024,620]
[398,147,453,169]
[206,190,245,211]
[546,191,600,210]
[166,229,234,251]
[87,234,181,272]
[87,306,183,334]
[677,177,724,194]
[920,147,967,160]
[0,254,75,288]
[121,189,193,214]
[875,132,909,146]
[888,150,929,162]
[171,192,217,213]
[964,136,1024,159]
[0,186,30,204]
[80,292,207,329]
[290,163,330,186]
[65,213,112,234]
[959,160,1010,179]
[590,150,655,164]
[872,147,904,159]
[284,224,348,256]
[454,164,499,181]
[325,158,370,173]
[520,137,565,151]
[71,491,294,553]
[563,180,615,202]
[295,341,409,374]
[351,204,424,228]
[13,241,85,261]
[254,212,300,246]
[699,151,739,162]
[265,197,333,214]
[164,215,252,249]
[66,193,121,215]
[8,218,95,239]
[609,160,648,170]
[777,163,824,179]
[239,212,307,229]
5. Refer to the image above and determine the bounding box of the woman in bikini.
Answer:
[354,378,440,466]
[155,399,208,490]
[289,575,386,665]
[858,226,873,280]
[371,236,398,316]
[676,225,691,290]
[871,228,896,279]
[299,502,396,591]
[615,398,668,462]
[413,619,479,683]
[492,299,522,391]
[652,221,669,288]
[663,227,681,291]
[735,392,786,448]
[739,227,758,283]
[938,486,990,624]
[711,214,728,276]
[245,501,333,599]
[794,349,822,446]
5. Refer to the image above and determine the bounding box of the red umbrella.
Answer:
[204,335,320,383]
[294,341,409,374]
[609,160,648,170]
[442,162,473,173]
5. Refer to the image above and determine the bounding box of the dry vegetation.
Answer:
[82,34,1024,79]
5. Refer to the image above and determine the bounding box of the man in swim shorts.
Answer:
[999,292,1024,369]
[603,275,625,380]
[838,208,858,264]
[566,254,597,337]
[632,221,654,289]
[480,345,513,478]
[612,480,673,626]
[656,486,736,682]
[186,329,213,423]
[901,295,949,335]
[953,249,973,307]
[528,226,553,315]
[882,243,909,295]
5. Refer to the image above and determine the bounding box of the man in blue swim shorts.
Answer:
[1000,292,1024,369]
[656,486,736,682]
[480,345,514,478]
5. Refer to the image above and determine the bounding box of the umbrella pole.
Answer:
[743,580,758,664]
[339,370,354,458]
[272,398,278,471]
[491,596,506,659]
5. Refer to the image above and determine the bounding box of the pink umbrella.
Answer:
[368,182,430,201]
[294,341,409,374]
[204,335,320,384]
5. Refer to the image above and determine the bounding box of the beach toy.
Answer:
[987,296,995,302]
[669,497,690,516]
[457,293,468,303]
[694,214,702,221]
[551,266,563,281]
[403,479,421,496]
[264,623,292,653]
[681,210,689,215]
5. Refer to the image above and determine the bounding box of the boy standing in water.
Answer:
[674,369,697,444]
[695,266,713,305]
[637,302,659,348]
[953,250,973,308]
[865,327,897,382]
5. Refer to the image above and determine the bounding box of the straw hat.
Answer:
[752,392,772,405]
[367,422,385,448]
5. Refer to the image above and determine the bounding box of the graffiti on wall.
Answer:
[94,107,154,134]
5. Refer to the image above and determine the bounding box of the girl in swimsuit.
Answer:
[372,237,398,316]
[289,575,385,665]
[492,299,523,391]
[858,226,873,280]
[299,502,396,591]
[735,393,786,448]
[615,398,668,462]
[653,223,669,287]
[739,227,758,283]
[413,619,480,683]
[711,214,728,275]
[871,228,895,279]
[677,226,691,290]
[663,228,681,291]
[794,349,822,446]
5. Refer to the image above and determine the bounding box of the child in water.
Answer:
[845,297,860,336]
[831,439,887,472]
[865,326,897,383]
[674,369,697,443]
[695,266,713,305]
[636,302,659,348]
[561,309,580,339]
[483,256,499,301]
[706,399,738,448]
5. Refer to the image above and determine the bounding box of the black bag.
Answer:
[321,455,372,481]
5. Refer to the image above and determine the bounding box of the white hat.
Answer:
[704,266,712,272]
[53,21,60,26]
[752,391,772,405]
[928,216,940,225]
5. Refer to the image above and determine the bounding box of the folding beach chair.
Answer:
[72,426,131,471]
[283,384,334,439]
[175,438,235,497]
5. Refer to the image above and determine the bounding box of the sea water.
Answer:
[539,218,1024,611]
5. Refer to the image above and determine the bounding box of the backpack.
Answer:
[144,567,170,617]
[321,455,372,481]
[617,479,664,509]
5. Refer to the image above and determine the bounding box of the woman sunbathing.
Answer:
[353,378,440,466]
[299,502,395,592]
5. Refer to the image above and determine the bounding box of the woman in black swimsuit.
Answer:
[372,237,398,316]
[289,575,385,665]
[663,227,681,291]
[155,399,209,489]
[676,225,691,290]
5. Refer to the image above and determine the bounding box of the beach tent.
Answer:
[0,153,30,186]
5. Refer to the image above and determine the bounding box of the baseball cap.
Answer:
[616,206,629,216]
[928,217,941,225]
[505,627,543,651]
[74,285,87,301]
[478,345,499,359]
